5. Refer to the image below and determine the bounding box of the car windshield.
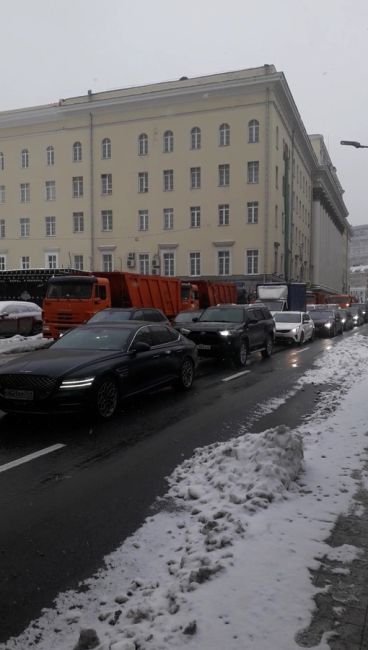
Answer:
[52,326,132,351]
[46,281,93,299]
[199,307,244,323]
[310,310,333,320]
[349,305,361,314]
[175,311,201,322]
[89,310,133,322]
[273,312,302,323]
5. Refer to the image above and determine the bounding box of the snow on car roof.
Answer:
[0,300,41,312]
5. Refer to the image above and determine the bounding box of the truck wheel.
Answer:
[233,340,248,368]
[95,376,119,419]
[261,335,273,358]
[175,358,195,390]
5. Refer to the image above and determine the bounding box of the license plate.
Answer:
[4,389,34,401]
[198,344,212,350]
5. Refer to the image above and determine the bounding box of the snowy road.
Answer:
[0,328,367,649]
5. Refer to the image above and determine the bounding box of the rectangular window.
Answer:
[45,216,56,236]
[139,253,150,274]
[190,167,201,189]
[0,255,6,270]
[247,201,258,224]
[0,186,5,203]
[162,251,175,276]
[190,206,201,228]
[20,217,30,237]
[102,253,113,272]
[163,208,174,230]
[73,212,84,233]
[0,219,5,238]
[218,164,230,187]
[139,209,149,231]
[101,209,113,232]
[138,172,148,193]
[218,204,229,226]
[247,249,259,274]
[218,250,230,276]
[72,176,83,198]
[45,180,56,201]
[163,169,174,192]
[20,183,30,202]
[74,255,84,270]
[101,173,112,195]
[190,252,201,276]
[247,161,259,184]
[45,253,58,269]
[21,255,30,270]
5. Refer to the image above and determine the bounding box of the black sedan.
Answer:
[309,309,343,337]
[86,307,168,324]
[0,322,198,419]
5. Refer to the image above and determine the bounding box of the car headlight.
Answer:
[353,315,358,321]
[324,322,332,328]
[291,327,299,334]
[180,327,191,336]
[341,318,346,323]
[219,329,238,337]
[60,377,95,389]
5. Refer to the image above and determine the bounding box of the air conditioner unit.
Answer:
[127,259,135,268]
[151,259,160,275]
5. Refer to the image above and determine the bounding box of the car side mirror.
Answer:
[248,316,257,324]
[192,317,199,322]
[132,341,151,353]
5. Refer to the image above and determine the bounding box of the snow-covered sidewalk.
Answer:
[2,334,368,650]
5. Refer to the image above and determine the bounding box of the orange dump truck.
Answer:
[42,272,239,339]
[42,272,199,338]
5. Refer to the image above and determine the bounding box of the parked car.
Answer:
[338,308,354,331]
[355,303,368,323]
[179,303,275,368]
[0,300,42,338]
[0,322,197,418]
[309,309,343,337]
[172,309,204,331]
[273,311,314,345]
[86,307,168,324]
[349,304,365,326]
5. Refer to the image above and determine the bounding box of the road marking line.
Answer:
[296,346,310,353]
[0,443,66,474]
[222,370,250,382]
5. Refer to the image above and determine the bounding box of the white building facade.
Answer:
[0,66,350,294]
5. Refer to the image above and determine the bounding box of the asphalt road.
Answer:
[0,328,364,642]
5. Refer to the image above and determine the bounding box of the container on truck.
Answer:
[255,283,307,314]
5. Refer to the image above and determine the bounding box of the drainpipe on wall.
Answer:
[263,87,270,278]
[284,130,294,280]
[89,112,95,271]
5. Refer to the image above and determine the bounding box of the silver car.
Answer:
[0,300,42,337]
[273,311,315,345]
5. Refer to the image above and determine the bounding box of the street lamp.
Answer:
[340,140,368,149]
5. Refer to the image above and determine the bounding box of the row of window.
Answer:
[0,202,260,239]
[0,164,260,203]
[0,249,261,277]
[0,121,261,171]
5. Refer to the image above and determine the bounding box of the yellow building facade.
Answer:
[0,65,349,294]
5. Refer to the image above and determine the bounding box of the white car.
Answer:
[273,311,315,345]
[0,300,42,337]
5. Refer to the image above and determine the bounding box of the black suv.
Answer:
[179,304,275,368]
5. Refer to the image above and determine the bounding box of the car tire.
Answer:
[298,332,305,346]
[261,335,273,358]
[175,357,195,391]
[94,376,119,419]
[233,340,248,368]
[310,330,315,342]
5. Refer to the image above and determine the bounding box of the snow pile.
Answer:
[0,333,50,355]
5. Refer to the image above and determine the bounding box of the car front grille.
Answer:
[0,374,58,399]
[188,331,222,345]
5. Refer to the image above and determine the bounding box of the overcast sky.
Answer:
[2,0,368,225]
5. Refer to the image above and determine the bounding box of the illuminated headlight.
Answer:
[341,318,346,323]
[60,377,95,389]
[353,315,359,321]
[291,327,299,334]
[180,328,191,336]
[324,322,332,328]
[220,329,237,337]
